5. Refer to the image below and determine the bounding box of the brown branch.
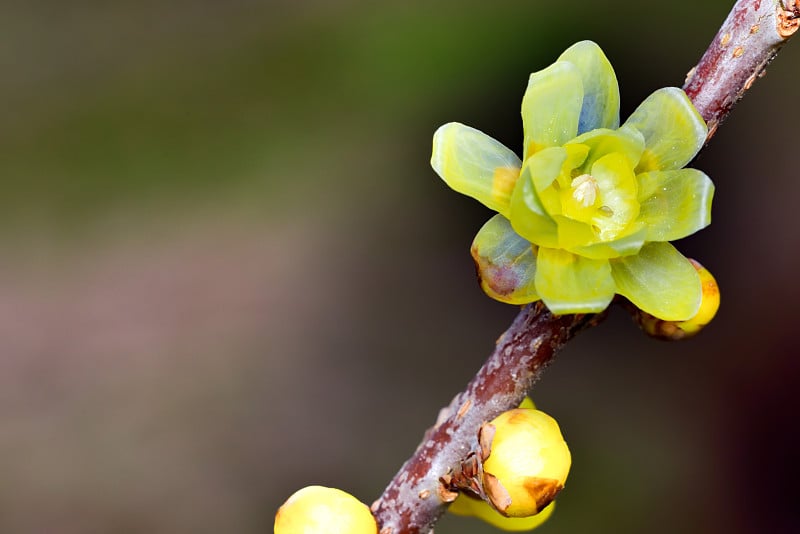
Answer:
[370,304,602,533]
[684,0,799,139]
[373,1,799,532]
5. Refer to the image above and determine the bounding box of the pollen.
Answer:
[570,174,599,208]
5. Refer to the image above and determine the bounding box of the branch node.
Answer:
[778,1,800,38]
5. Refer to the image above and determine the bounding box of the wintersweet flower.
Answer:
[431,41,715,321]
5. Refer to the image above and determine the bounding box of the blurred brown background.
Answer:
[1,1,799,532]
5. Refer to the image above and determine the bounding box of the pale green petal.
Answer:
[432,122,522,216]
[623,87,707,172]
[637,169,715,241]
[521,61,583,158]
[566,125,645,171]
[510,158,560,248]
[527,146,568,195]
[535,248,615,314]
[590,152,640,240]
[610,242,701,321]
[557,40,620,133]
[471,214,540,305]
[565,223,647,259]
[553,215,596,251]
[563,143,590,174]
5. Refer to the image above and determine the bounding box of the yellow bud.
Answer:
[274,485,377,534]
[676,260,720,335]
[481,409,570,518]
[449,492,555,531]
[631,259,720,340]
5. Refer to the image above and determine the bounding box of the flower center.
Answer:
[570,174,599,208]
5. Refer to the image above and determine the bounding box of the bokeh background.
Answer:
[2,1,799,532]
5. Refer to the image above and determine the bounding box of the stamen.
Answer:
[570,174,599,208]
[598,205,615,217]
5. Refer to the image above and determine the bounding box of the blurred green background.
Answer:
[2,1,799,532]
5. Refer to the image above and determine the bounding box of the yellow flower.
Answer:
[432,41,715,321]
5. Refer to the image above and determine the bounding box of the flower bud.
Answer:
[449,492,555,531]
[630,259,720,340]
[676,260,720,335]
[480,409,571,517]
[274,485,377,534]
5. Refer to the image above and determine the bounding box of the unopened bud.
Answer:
[449,492,555,531]
[274,485,377,534]
[631,259,720,340]
[480,409,571,517]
